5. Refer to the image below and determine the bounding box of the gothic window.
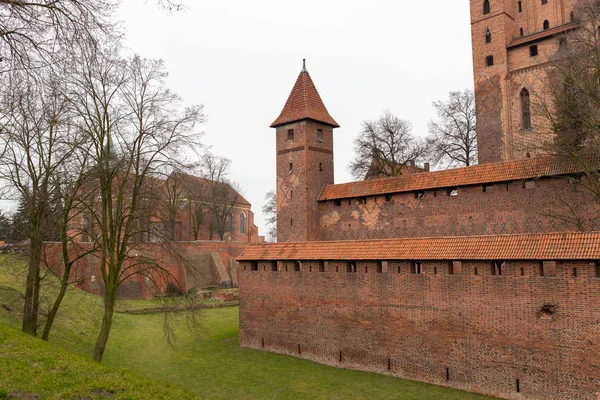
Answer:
[518,1,522,12]
[483,0,491,14]
[520,88,531,130]
[485,29,492,43]
[228,212,233,232]
[543,20,550,30]
[570,11,575,21]
[520,27,524,36]
[541,0,547,4]
[485,55,494,67]
[239,213,245,234]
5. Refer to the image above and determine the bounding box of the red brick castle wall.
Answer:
[238,247,600,399]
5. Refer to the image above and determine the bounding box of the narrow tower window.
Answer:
[485,55,494,67]
[520,88,531,130]
[541,0,547,4]
[287,129,294,141]
[543,20,550,30]
[483,0,491,14]
[570,11,576,21]
[518,1,522,12]
[485,29,492,43]
[520,27,524,37]
[289,162,293,173]
[317,129,324,142]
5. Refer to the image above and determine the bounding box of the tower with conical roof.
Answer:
[271,60,339,242]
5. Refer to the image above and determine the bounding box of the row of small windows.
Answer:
[332,181,539,207]
[247,260,600,277]
[485,39,551,70]
[484,0,551,15]
[485,20,549,45]
[287,129,324,143]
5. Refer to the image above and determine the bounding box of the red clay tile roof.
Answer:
[168,172,251,207]
[319,155,597,201]
[237,232,600,261]
[270,66,339,128]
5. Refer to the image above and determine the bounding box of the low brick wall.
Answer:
[43,241,248,299]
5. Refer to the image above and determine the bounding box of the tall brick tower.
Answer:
[270,61,339,242]
[470,0,578,163]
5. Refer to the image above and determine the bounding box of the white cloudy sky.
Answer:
[116,0,475,235]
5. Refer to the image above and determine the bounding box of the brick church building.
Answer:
[238,1,600,399]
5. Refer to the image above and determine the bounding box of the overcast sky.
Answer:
[118,1,475,235]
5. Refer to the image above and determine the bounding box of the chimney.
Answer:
[424,162,430,172]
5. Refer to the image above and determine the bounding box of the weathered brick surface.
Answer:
[471,0,578,163]
[276,120,335,242]
[318,176,599,240]
[239,259,600,400]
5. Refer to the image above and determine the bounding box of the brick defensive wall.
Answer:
[238,232,600,400]
[316,155,600,241]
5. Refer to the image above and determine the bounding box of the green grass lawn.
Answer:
[0,255,496,399]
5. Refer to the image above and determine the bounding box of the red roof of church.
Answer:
[237,232,600,261]
[319,155,598,201]
[270,62,340,128]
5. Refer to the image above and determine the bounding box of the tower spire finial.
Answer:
[302,58,307,73]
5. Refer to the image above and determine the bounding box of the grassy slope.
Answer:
[0,255,495,399]
[0,324,198,400]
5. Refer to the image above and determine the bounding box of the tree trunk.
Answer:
[41,269,70,340]
[22,233,42,336]
[93,286,116,362]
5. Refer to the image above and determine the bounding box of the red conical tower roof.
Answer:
[270,60,340,128]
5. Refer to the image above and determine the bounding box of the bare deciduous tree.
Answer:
[65,40,204,362]
[0,0,113,71]
[0,0,185,71]
[198,153,242,241]
[534,0,600,228]
[427,89,477,168]
[0,69,76,336]
[349,110,429,179]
